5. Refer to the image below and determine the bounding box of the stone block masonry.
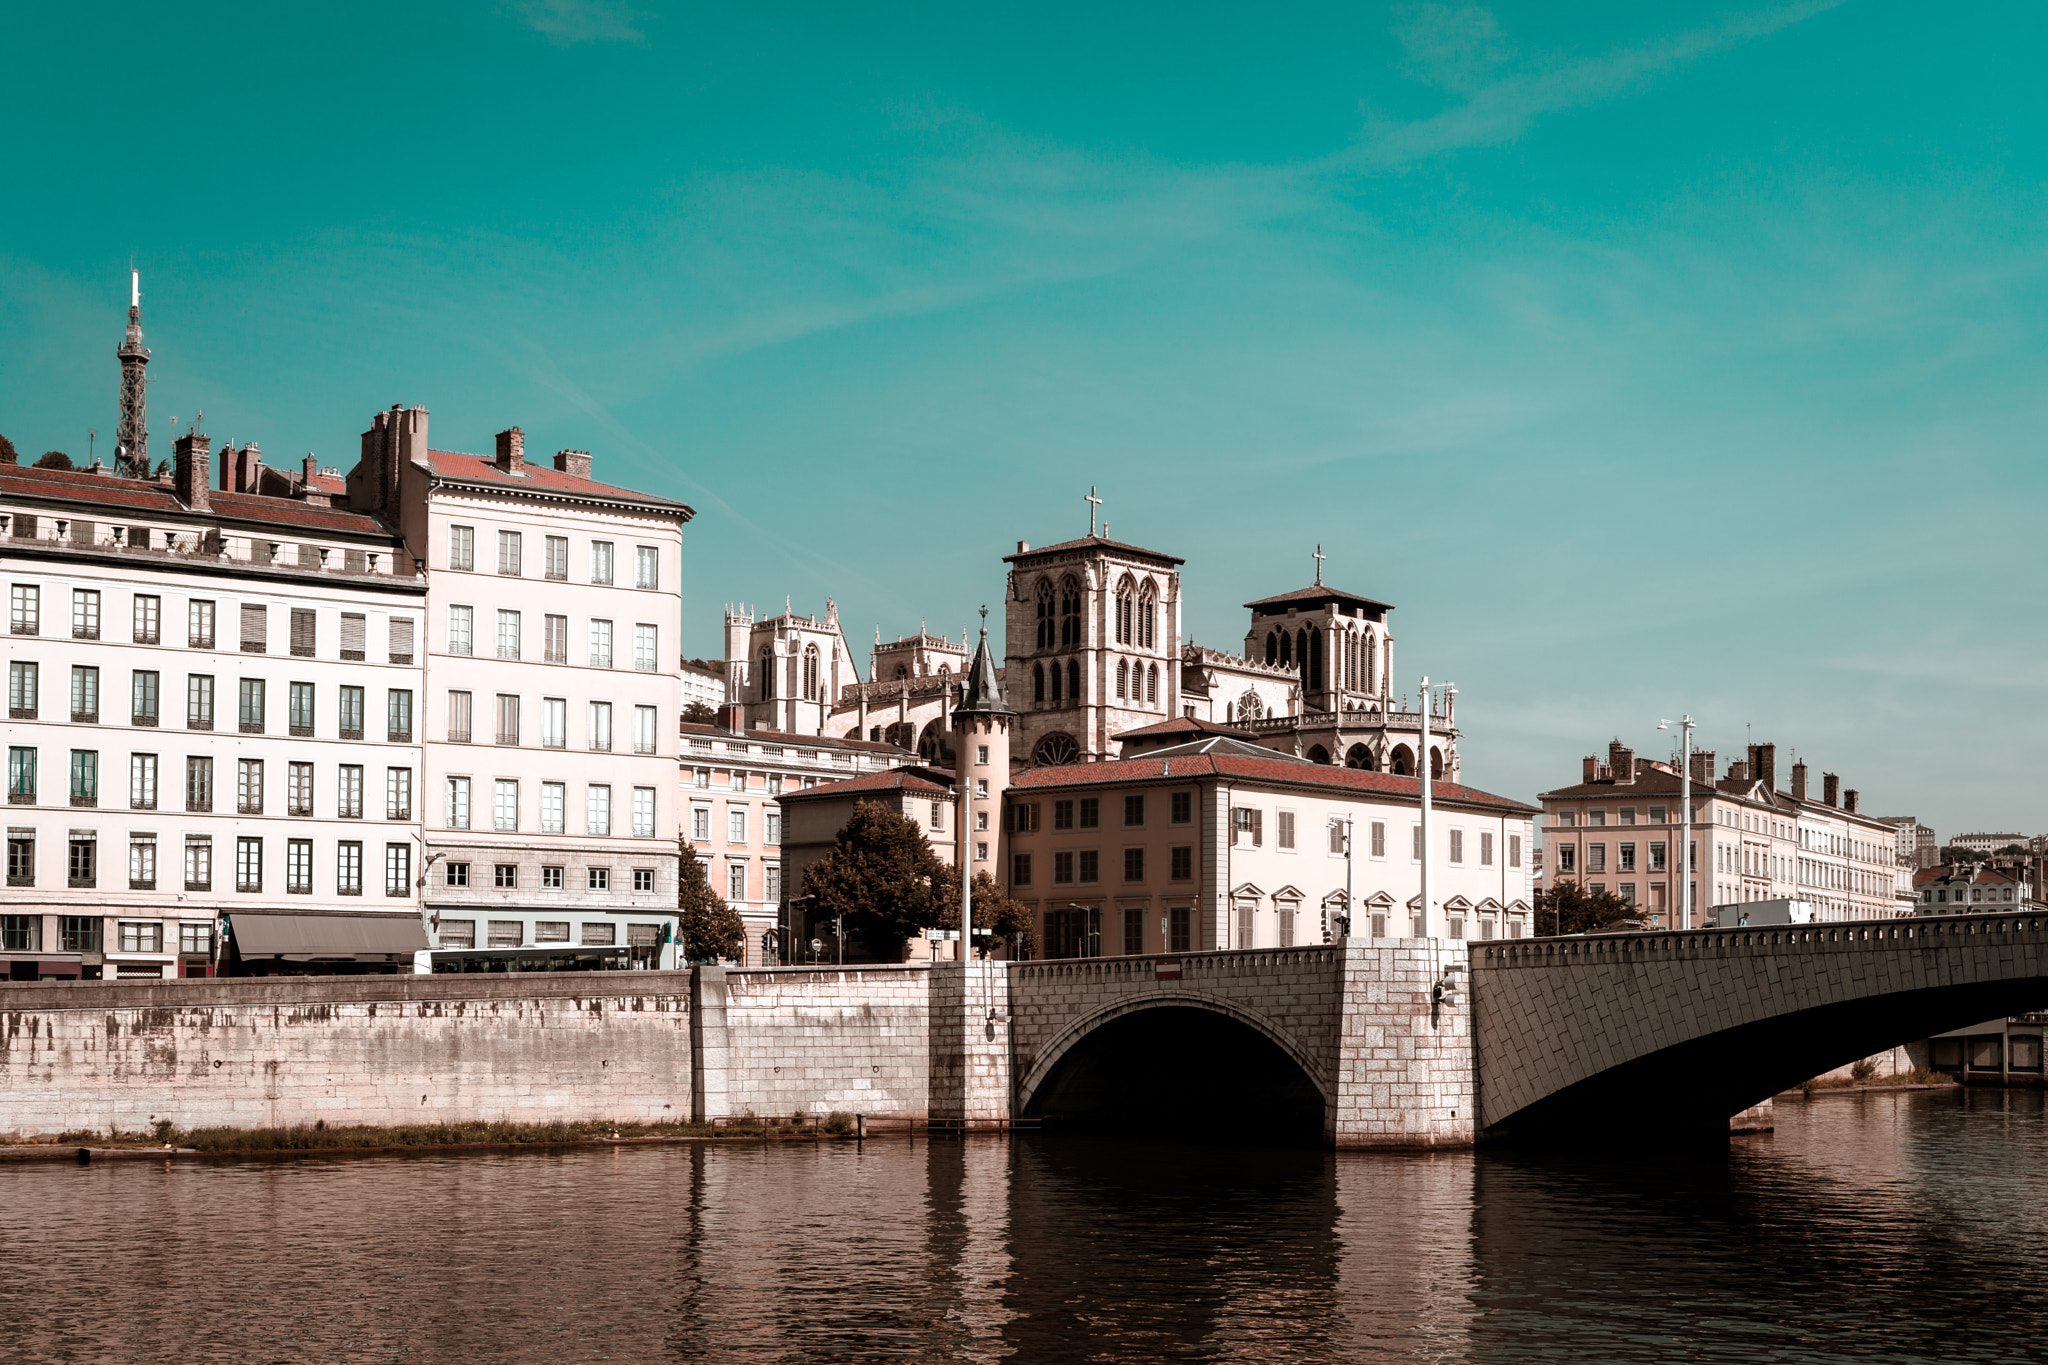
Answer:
[718,965,933,1121]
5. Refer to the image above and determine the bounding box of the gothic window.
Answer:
[1049,660,1062,702]
[1279,632,1292,667]
[1265,631,1277,666]
[1146,663,1158,705]
[1035,579,1055,649]
[1345,743,1375,771]
[1114,575,1135,646]
[758,648,773,702]
[937,664,950,676]
[1034,732,1081,766]
[1067,659,1080,701]
[1138,584,1156,650]
[1431,746,1444,780]
[802,645,820,701]
[1307,628,1323,692]
[1116,659,1128,699]
[894,664,909,679]
[918,722,953,766]
[885,722,914,749]
[1308,745,1330,764]
[1390,745,1413,777]
[1364,632,1376,691]
[1034,664,1045,703]
[1059,576,1082,647]
[1237,689,1264,722]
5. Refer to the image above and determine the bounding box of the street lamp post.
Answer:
[785,893,817,966]
[1659,715,1697,931]
[1327,815,1353,942]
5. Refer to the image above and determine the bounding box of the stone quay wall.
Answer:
[718,965,934,1121]
[0,973,696,1138]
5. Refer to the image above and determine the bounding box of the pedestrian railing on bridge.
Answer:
[1479,912,2048,968]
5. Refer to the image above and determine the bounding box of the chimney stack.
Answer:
[173,432,212,513]
[1823,772,1840,807]
[495,427,525,475]
[1583,755,1599,783]
[1755,742,1777,792]
[1791,761,1809,801]
[1845,788,1860,814]
[1728,759,1749,782]
[1608,739,1635,784]
[348,404,427,514]
[303,455,319,486]
[226,441,264,494]
[1691,749,1716,785]
[552,448,591,481]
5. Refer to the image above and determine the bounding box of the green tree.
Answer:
[1535,881,1642,936]
[34,451,72,470]
[676,839,744,962]
[681,701,719,725]
[970,870,1036,959]
[0,433,18,464]
[800,800,953,960]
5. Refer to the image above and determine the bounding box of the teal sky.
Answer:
[3,2,2043,837]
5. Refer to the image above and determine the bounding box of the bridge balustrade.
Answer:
[1478,913,2048,967]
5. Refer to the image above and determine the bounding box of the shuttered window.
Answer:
[290,609,317,657]
[389,616,414,664]
[239,604,267,653]
[340,613,366,661]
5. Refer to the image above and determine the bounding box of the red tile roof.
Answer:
[1012,752,1536,812]
[0,463,399,537]
[778,768,957,801]
[1002,534,1183,567]
[421,450,694,518]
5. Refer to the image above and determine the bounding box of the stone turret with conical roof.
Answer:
[953,607,1016,953]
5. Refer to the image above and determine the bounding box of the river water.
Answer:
[6,1088,2045,1363]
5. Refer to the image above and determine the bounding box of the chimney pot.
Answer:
[552,448,592,481]
[495,428,525,474]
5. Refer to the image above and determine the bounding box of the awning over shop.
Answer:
[227,913,429,962]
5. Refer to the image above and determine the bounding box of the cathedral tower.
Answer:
[115,269,150,479]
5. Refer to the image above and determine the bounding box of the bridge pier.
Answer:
[1329,941,1475,1149]
[931,961,1013,1129]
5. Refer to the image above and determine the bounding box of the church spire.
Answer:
[954,605,1014,717]
[115,268,150,479]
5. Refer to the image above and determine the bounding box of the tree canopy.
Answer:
[0,433,18,464]
[970,870,1036,959]
[33,451,71,470]
[681,701,719,725]
[1534,881,1645,936]
[800,800,954,960]
[676,839,745,963]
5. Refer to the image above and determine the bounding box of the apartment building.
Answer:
[2,437,426,979]
[679,721,915,965]
[350,412,693,961]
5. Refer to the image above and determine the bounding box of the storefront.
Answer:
[224,911,430,976]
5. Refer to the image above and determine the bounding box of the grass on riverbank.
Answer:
[46,1113,861,1153]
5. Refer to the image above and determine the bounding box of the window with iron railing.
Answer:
[131,669,158,726]
[8,661,35,720]
[447,690,472,744]
[72,589,100,640]
[70,665,98,723]
[133,594,160,645]
[10,584,41,636]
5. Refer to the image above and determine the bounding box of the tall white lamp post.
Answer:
[1659,715,1696,931]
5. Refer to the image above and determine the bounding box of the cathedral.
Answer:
[721,500,1461,779]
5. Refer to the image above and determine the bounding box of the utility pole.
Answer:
[1661,715,1697,931]
[1418,675,1432,940]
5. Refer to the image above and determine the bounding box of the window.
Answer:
[1411,825,1423,860]
[1169,905,1192,953]
[1588,842,1607,873]
[1650,841,1668,872]
[447,690,473,744]
[590,541,614,585]
[385,844,410,897]
[634,705,658,756]
[728,806,747,843]
[1619,841,1637,873]
[634,868,655,894]
[73,588,101,640]
[542,782,565,834]
[495,780,520,832]
[730,770,747,793]
[542,866,564,890]
[1124,847,1144,882]
[173,835,207,894]
[495,863,519,889]
[1053,800,1074,831]
[635,545,658,590]
[66,834,96,887]
[496,694,521,745]
[340,613,366,661]
[10,583,39,635]
[8,660,35,719]
[1371,821,1386,857]
[237,758,264,814]
[1013,852,1033,886]
[1450,830,1464,863]
[337,765,366,818]
[1171,845,1192,880]
[236,837,262,892]
[634,624,658,672]
[488,919,522,947]
[497,530,522,576]
[69,749,98,806]
[438,919,476,948]
[178,755,212,813]
[117,921,161,953]
[496,610,521,659]
[237,678,265,733]
[131,753,158,810]
[726,862,744,899]
[588,785,612,836]
[445,861,470,887]
[71,665,98,721]
[1278,811,1296,850]
[128,836,156,890]
[180,924,212,955]
[381,689,411,743]
[691,805,711,841]
[449,524,475,571]
[545,535,569,580]
[5,834,30,887]
[529,918,566,942]
[1509,835,1522,868]
[58,915,101,952]
[588,701,611,751]
[386,767,412,820]
[1649,806,1667,823]
[1171,791,1192,825]
[694,768,710,790]
[186,674,215,730]
[1079,850,1100,884]
[337,842,362,895]
[1589,810,1606,827]
[0,911,37,946]
[1556,844,1577,873]
[290,607,317,657]
[444,776,471,829]
[133,594,160,645]
[544,614,567,664]
[633,787,656,839]
[448,605,474,656]
[287,839,313,894]
[282,761,312,817]
[288,681,314,736]
[1621,807,1637,826]
[589,620,613,668]
[1053,851,1075,884]
[1124,794,1146,827]
[238,602,265,653]
[1078,798,1099,829]
[592,867,614,893]
[339,685,364,739]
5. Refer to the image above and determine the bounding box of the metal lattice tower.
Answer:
[116,268,150,479]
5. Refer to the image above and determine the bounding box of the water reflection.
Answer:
[1,1091,2044,1363]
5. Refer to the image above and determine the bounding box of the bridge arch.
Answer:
[1017,993,1332,1137]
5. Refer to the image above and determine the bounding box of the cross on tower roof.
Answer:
[1313,543,1326,586]
[1085,485,1102,536]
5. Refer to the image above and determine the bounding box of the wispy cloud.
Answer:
[1342,1,1845,169]
[515,0,643,45]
